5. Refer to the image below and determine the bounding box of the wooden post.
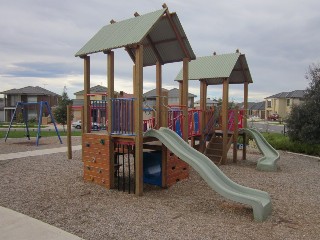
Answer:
[182,57,189,141]
[67,104,72,159]
[221,78,229,164]
[134,45,144,196]
[199,80,207,152]
[243,81,248,160]
[156,62,162,128]
[81,106,85,134]
[161,91,168,188]
[233,107,239,163]
[179,81,183,108]
[83,56,91,133]
[107,51,115,188]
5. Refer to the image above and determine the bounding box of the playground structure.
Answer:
[4,101,62,146]
[75,5,276,221]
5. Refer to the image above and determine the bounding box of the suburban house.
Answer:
[194,98,218,109]
[265,90,306,119]
[236,101,265,119]
[250,102,265,119]
[0,86,60,122]
[73,85,109,123]
[72,85,133,123]
[143,88,196,108]
[0,98,4,122]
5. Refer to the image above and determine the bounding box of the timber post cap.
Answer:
[162,3,167,8]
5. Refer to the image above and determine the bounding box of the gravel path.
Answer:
[0,136,319,239]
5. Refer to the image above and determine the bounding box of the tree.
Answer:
[286,63,320,144]
[54,88,72,132]
[217,97,237,109]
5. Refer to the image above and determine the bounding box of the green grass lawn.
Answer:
[0,124,47,128]
[0,130,82,138]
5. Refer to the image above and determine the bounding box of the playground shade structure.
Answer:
[144,127,272,222]
[240,128,280,171]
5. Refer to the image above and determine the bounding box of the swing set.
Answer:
[4,101,62,146]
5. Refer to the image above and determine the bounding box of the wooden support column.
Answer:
[81,106,84,134]
[199,80,207,152]
[221,78,229,164]
[67,104,72,159]
[107,51,115,188]
[243,81,248,160]
[134,45,144,196]
[182,58,189,141]
[83,56,91,133]
[161,91,168,188]
[179,81,183,107]
[233,107,239,163]
[156,62,162,128]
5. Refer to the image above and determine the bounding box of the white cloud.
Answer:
[1,0,320,101]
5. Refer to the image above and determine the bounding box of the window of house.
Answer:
[267,100,271,108]
[27,96,37,103]
[286,99,291,106]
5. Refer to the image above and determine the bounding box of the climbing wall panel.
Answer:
[82,133,111,188]
[166,150,189,187]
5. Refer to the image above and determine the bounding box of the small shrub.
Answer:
[262,132,320,156]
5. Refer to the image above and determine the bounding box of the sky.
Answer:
[1,0,320,102]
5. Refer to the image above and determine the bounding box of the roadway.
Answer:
[247,121,287,134]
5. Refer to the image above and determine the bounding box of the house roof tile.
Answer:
[74,85,108,95]
[265,90,306,99]
[143,88,196,98]
[0,86,59,96]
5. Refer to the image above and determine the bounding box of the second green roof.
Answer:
[175,52,253,85]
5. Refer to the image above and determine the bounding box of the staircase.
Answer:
[204,132,234,164]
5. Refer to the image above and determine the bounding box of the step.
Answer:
[205,153,222,162]
[207,142,223,149]
[205,148,222,156]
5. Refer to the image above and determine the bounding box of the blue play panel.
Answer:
[143,151,162,186]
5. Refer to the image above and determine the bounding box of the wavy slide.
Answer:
[144,127,272,222]
[240,128,279,171]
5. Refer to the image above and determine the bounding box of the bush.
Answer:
[262,132,320,156]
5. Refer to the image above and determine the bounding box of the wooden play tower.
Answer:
[75,5,196,195]
[175,50,253,164]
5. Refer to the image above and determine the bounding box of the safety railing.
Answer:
[228,109,243,131]
[188,109,201,137]
[110,98,135,135]
[90,100,107,130]
[168,106,184,137]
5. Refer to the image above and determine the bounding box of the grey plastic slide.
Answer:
[144,127,272,221]
[240,128,279,171]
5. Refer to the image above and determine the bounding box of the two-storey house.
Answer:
[265,90,306,120]
[0,86,60,122]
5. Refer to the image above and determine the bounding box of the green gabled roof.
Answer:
[75,7,196,66]
[75,9,166,57]
[175,52,253,85]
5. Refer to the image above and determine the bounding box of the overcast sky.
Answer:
[1,0,319,102]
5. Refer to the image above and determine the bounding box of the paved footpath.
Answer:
[0,145,83,239]
[0,145,82,161]
[0,206,83,240]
